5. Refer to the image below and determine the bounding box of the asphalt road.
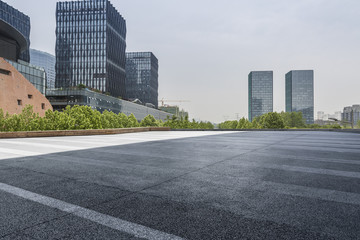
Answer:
[0,131,360,240]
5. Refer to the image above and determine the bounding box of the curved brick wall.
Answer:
[0,57,52,116]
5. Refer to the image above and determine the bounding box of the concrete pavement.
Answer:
[0,131,359,239]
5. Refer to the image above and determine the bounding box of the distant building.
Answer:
[159,105,188,119]
[317,111,325,120]
[248,71,273,122]
[286,70,314,124]
[0,58,52,116]
[0,0,30,62]
[317,111,341,121]
[342,105,360,127]
[55,0,127,98]
[30,49,56,89]
[46,88,171,121]
[126,52,159,108]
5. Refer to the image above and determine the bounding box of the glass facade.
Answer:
[46,88,172,121]
[0,0,30,62]
[7,59,46,94]
[285,70,314,124]
[30,49,56,89]
[248,71,273,122]
[126,52,159,108]
[55,0,127,98]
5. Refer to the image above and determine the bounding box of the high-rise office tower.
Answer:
[55,0,127,98]
[285,70,314,124]
[30,49,56,89]
[126,52,159,108]
[0,0,30,62]
[248,71,273,122]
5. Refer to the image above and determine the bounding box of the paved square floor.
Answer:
[0,131,359,239]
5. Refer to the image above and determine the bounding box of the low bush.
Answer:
[0,105,214,131]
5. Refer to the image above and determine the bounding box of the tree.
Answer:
[236,117,252,129]
[219,120,238,129]
[128,113,139,127]
[280,111,306,128]
[140,115,159,127]
[260,112,285,129]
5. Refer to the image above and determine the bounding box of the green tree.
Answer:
[128,113,139,127]
[260,112,285,129]
[236,117,252,129]
[280,111,306,128]
[140,115,159,127]
[219,120,238,129]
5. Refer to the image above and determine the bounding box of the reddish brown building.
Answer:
[0,57,52,116]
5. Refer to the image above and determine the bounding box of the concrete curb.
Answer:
[0,127,171,139]
[170,129,360,134]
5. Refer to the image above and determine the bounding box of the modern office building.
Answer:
[46,88,171,121]
[30,49,56,89]
[342,105,360,127]
[285,70,314,124]
[55,0,127,98]
[0,0,30,62]
[126,52,159,108]
[0,58,52,116]
[248,71,273,122]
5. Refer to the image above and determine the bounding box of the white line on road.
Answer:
[0,182,185,240]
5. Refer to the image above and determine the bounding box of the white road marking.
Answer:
[0,182,185,240]
[0,131,235,160]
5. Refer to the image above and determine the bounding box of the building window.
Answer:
[41,103,45,109]
[28,94,33,99]
[0,68,11,76]
[17,99,22,105]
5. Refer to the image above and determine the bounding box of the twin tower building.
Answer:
[248,70,314,124]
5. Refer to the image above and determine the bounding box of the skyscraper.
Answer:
[285,70,314,124]
[30,49,56,89]
[126,52,159,108]
[55,0,127,98]
[248,71,273,122]
[0,0,30,62]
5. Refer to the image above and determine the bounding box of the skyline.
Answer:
[4,0,360,122]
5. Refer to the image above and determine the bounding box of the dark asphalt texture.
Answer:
[1,131,360,239]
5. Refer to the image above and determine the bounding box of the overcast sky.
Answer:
[5,0,360,122]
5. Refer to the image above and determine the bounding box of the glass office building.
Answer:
[0,0,30,62]
[30,49,56,89]
[126,52,159,108]
[46,88,171,121]
[55,0,127,98]
[248,71,273,122]
[286,70,314,124]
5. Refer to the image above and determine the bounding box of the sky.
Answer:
[5,0,360,123]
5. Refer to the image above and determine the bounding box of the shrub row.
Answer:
[0,105,214,132]
[219,112,342,129]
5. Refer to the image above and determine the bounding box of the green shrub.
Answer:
[140,115,159,127]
